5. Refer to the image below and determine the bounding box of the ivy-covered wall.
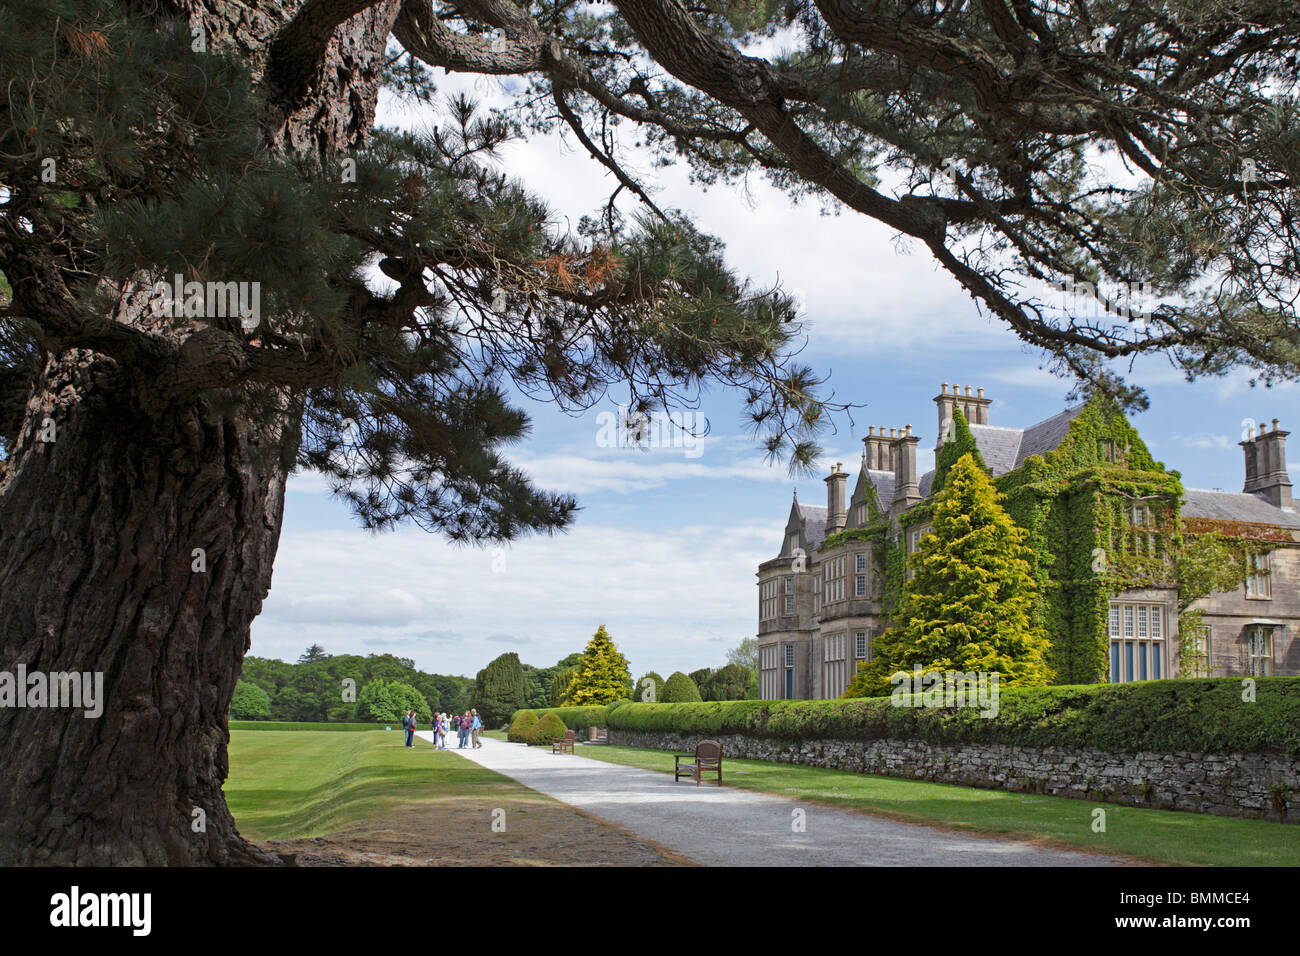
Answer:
[813,395,1278,687]
[995,399,1184,683]
[873,397,1188,685]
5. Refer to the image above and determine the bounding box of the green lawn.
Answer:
[572,743,1300,866]
[226,728,533,841]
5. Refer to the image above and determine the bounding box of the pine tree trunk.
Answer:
[0,355,298,864]
[0,0,400,864]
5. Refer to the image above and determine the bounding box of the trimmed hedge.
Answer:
[663,671,702,703]
[526,712,568,746]
[507,710,538,743]
[510,704,627,732]
[603,679,1300,756]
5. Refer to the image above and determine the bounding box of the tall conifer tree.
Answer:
[473,652,526,727]
[563,625,633,705]
[846,454,1052,697]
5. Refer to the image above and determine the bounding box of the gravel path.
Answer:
[415,732,1126,867]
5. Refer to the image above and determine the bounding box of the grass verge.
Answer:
[225,729,685,865]
[572,744,1300,866]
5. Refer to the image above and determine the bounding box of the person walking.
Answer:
[470,709,483,749]
[458,711,471,749]
[403,709,415,748]
[434,712,446,750]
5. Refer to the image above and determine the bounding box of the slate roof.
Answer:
[966,424,1024,474]
[1015,405,1088,467]
[796,502,828,545]
[866,469,895,508]
[1182,489,1300,529]
[913,405,1087,500]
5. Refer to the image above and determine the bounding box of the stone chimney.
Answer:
[934,383,991,448]
[1242,418,1294,509]
[825,461,849,533]
[891,425,922,509]
[862,426,898,471]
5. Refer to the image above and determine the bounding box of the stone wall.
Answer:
[609,729,1300,823]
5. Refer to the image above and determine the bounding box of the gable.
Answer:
[1041,396,1164,474]
[781,501,827,555]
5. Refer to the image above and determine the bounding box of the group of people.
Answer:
[402,708,482,750]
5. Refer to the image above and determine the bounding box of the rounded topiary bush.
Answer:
[663,671,702,703]
[526,711,569,746]
[508,709,538,743]
[633,671,665,703]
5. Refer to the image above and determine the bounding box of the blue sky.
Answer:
[248,73,1298,679]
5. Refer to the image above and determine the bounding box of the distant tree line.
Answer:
[233,645,590,724]
[232,633,761,726]
[234,647,474,722]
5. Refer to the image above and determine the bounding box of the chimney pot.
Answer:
[868,425,875,436]
[977,387,985,398]
[1274,418,1281,430]
[941,382,949,394]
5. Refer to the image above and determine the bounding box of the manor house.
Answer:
[756,384,1300,699]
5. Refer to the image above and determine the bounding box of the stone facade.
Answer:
[610,728,1300,823]
[757,385,1300,698]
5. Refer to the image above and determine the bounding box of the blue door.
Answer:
[785,668,793,699]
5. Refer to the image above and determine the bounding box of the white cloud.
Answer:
[376,73,1005,356]
[1170,432,1234,452]
[252,518,782,677]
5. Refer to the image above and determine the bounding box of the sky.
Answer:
[247,70,1298,679]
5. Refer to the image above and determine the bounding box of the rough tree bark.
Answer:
[0,0,400,865]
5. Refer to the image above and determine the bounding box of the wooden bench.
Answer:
[552,729,576,754]
[674,741,723,786]
[587,727,609,744]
